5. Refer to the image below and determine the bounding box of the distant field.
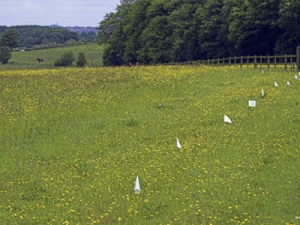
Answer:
[1,65,300,224]
[0,43,104,70]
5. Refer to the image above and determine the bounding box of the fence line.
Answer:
[196,54,298,71]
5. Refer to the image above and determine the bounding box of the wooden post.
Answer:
[274,55,276,69]
[240,56,243,68]
[254,55,257,68]
[260,55,262,69]
[223,57,225,65]
[247,55,249,68]
[297,46,300,71]
[234,56,236,67]
[285,54,287,71]
[267,55,270,69]
[229,57,231,67]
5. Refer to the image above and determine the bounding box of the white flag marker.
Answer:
[275,81,279,87]
[294,75,298,79]
[224,115,232,124]
[261,89,265,97]
[249,100,256,107]
[134,175,140,194]
[262,70,264,74]
[287,81,290,86]
[176,138,182,149]
[299,72,300,75]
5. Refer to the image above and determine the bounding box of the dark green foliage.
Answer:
[0,29,20,51]
[76,52,88,67]
[0,46,12,64]
[0,25,80,48]
[54,51,75,66]
[98,0,300,66]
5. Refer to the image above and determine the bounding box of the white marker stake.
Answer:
[249,100,256,107]
[299,72,300,75]
[224,115,232,124]
[261,89,265,97]
[176,138,182,149]
[294,75,298,79]
[287,81,290,86]
[134,175,140,194]
[262,70,264,74]
[275,81,279,87]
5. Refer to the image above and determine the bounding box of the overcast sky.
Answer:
[0,0,121,27]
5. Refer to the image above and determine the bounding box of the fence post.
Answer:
[274,55,276,69]
[260,55,262,68]
[229,57,231,67]
[297,46,300,71]
[240,56,243,68]
[285,54,287,71]
[254,55,257,68]
[267,55,270,69]
[247,55,249,68]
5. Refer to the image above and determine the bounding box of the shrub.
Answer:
[54,51,75,67]
[76,52,88,67]
[0,46,12,64]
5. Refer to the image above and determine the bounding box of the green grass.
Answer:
[0,66,300,224]
[0,43,104,70]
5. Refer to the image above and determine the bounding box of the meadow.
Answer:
[0,65,300,224]
[0,43,104,70]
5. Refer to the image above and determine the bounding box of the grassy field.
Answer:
[1,65,300,224]
[0,43,104,70]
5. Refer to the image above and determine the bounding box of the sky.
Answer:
[0,0,121,27]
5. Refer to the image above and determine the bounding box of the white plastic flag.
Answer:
[249,100,256,107]
[134,175,140,194]
[287,81,290,86]
[294,75,298,79]
[261,89,264,97]
[262,70,264,74]
[176,138,182,149]
[299,72,300,75]
[275,81,279,87]
[224,115,232,124]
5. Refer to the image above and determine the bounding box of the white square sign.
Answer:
[249,100,256,107]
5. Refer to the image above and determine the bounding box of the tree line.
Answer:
[0,25,97,48]
[98,0,300,66]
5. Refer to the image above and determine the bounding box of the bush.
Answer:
[54,51,75,67]
[0,46,12,64]
[76,52,88,67]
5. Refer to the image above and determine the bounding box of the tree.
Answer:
[276,0,300,54]
[0,46,12,64]
[228,0,281,56]
[138,0,173,64]
[76,52,88,67]
[54,51,75,66]
[0,29,20,51]
[195,0,234,59]
[122,0,152,63]
[98,0,135,66]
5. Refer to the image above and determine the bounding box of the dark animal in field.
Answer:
[37,58,44,63]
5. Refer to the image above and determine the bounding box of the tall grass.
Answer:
[0,66,299,224]
[0,43,104,70]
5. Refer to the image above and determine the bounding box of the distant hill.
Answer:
[0,25,98,48]
[64,26,97,34]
